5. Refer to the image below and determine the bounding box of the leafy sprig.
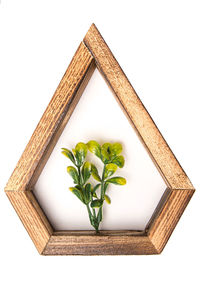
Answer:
[61,141,126,232]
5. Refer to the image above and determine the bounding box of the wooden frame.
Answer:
[5,24,195,255]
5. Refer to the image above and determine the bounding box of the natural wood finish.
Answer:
[4,42,96,254]
[84,24,193,190]
[83,24,195,254]
[42,231,157,255]
[4,24,195,255]
[5,190,53,253]
[145,187,171,231]
[148,189,195,253]
[5,42,95,191]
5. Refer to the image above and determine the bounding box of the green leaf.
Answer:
[106,176,126,185]
[93,183,101,193]
[111,143,122,156]
[101,143,112,163]
[69,187,84,203]
[88,213,96,227]
[91,164,101,182]
[112,155,125,168]
[97,207,102,223]
[92,192,97,198]
[61,148,75,164]
[92,183,101,198]
[67,166,79,184]
[104,182,109,193]
[85,183,92,204]
[74,185,82,192]
[74,142,87,166]
[104,163,118,178]
[87,140,101,158]
[104,194,111,204]
[101,148,111,163]
[81,161,91,184]
[91,200,103,208]
[75,142,87,157]
[102,143,112,154]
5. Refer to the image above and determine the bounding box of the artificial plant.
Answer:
[61,141,126,232]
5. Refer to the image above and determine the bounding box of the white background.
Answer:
[0,1,200,300]
[34,68,167,231]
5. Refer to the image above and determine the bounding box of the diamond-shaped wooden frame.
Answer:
[5,24,195,255]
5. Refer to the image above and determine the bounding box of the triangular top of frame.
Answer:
[83,24,193,190]
[4,23,195,255]
[5,23,194,192]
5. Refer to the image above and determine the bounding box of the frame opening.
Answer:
[33,68,167,231]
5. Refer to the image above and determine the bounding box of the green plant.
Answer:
[61,141,126,232]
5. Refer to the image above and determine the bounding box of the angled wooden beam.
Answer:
[148,189,195,252]
[5,42,96,254]
[84,24,193,190]
[42,231,158,255]
[5,42,95,191]
[4,24,195,255]
[84,24,195,253]
[5,190,53,254]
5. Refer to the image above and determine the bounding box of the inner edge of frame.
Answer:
[27,59,96,190]
[83,40,171,190]
[23,40,172,236]
[82,41,174,235]
[32,59,170,236]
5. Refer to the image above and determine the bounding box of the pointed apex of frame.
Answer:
[84,23,102,43]
[89,23,97,31]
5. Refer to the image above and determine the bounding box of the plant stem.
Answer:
[100,164,106,201]
[78,164,104,233]
[87,204,99,232]
[77,166,82,185]
[86,204,92,218]
[94,164,106,232]
[92,208,96,218]
[77,166,97,231]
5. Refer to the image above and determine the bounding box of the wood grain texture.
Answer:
[4,24,195,255]
[42,231,157,255]
[5,191,53,253]
[145,187,171,231]
[5,42,95,191]
[84,24,193,190]
[148,189,195,253]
